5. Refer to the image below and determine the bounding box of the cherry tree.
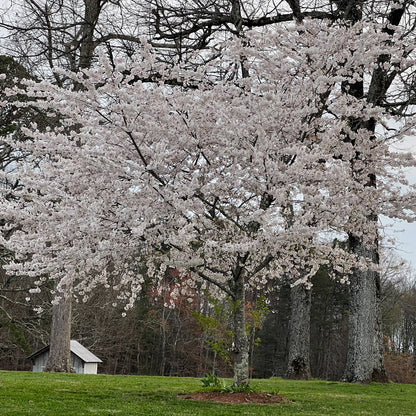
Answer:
[1,0,157,373]
[1,19,415,386]
[145,0,416,383]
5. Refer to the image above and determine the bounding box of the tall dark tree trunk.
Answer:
[78,0,102,70]
[44,285,73,372]
[286,283,311,379]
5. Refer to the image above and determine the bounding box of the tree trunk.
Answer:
[342,239,387,383]
[43,2,104,374]
[44,285,74,373]
[286,283,311,379]
[340,0,407,385]
[159,303,168,376]
[413,322,416,371]
[78,0,101,70]
[373,290,387,381]
[232,269,249,387]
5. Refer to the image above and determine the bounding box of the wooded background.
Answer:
[1,257,416,383]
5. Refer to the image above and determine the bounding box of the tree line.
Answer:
[1,256,415,383]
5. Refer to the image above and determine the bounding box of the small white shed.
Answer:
[28,340,102,374]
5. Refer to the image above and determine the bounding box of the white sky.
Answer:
[384,135,416,269]
[388,220,416,267]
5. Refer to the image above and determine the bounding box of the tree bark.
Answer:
[413,321,416,371]
[342,238,387,383]
[337,0,406,382]
[231,268,249,387]
[45,2,105,371]
[78,0,102,70]
[373,288,387,381]
[44,285,74,373]
[286,283,311,379]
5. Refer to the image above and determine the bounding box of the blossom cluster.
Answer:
[0,19,415,303]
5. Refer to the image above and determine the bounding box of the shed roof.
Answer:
[27,340,102,363]
[69,340,102,363]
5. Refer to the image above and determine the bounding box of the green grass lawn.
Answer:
[1,371,416,416]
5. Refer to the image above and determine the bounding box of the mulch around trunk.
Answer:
[178,391,290,405]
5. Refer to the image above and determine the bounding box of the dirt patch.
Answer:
[178,391,290,405]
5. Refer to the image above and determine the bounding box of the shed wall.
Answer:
[30,344,100,374]
[33,352,49,372]
[71,353,84,374]
[84,363,98,374]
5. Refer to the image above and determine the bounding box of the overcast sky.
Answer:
[385,135,416,270]
[389,220,416,268]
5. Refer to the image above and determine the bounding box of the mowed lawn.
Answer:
[1,371,416,416]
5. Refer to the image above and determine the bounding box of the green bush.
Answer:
[200,372,224,388]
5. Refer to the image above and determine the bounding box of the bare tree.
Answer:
[0,1,149,80]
